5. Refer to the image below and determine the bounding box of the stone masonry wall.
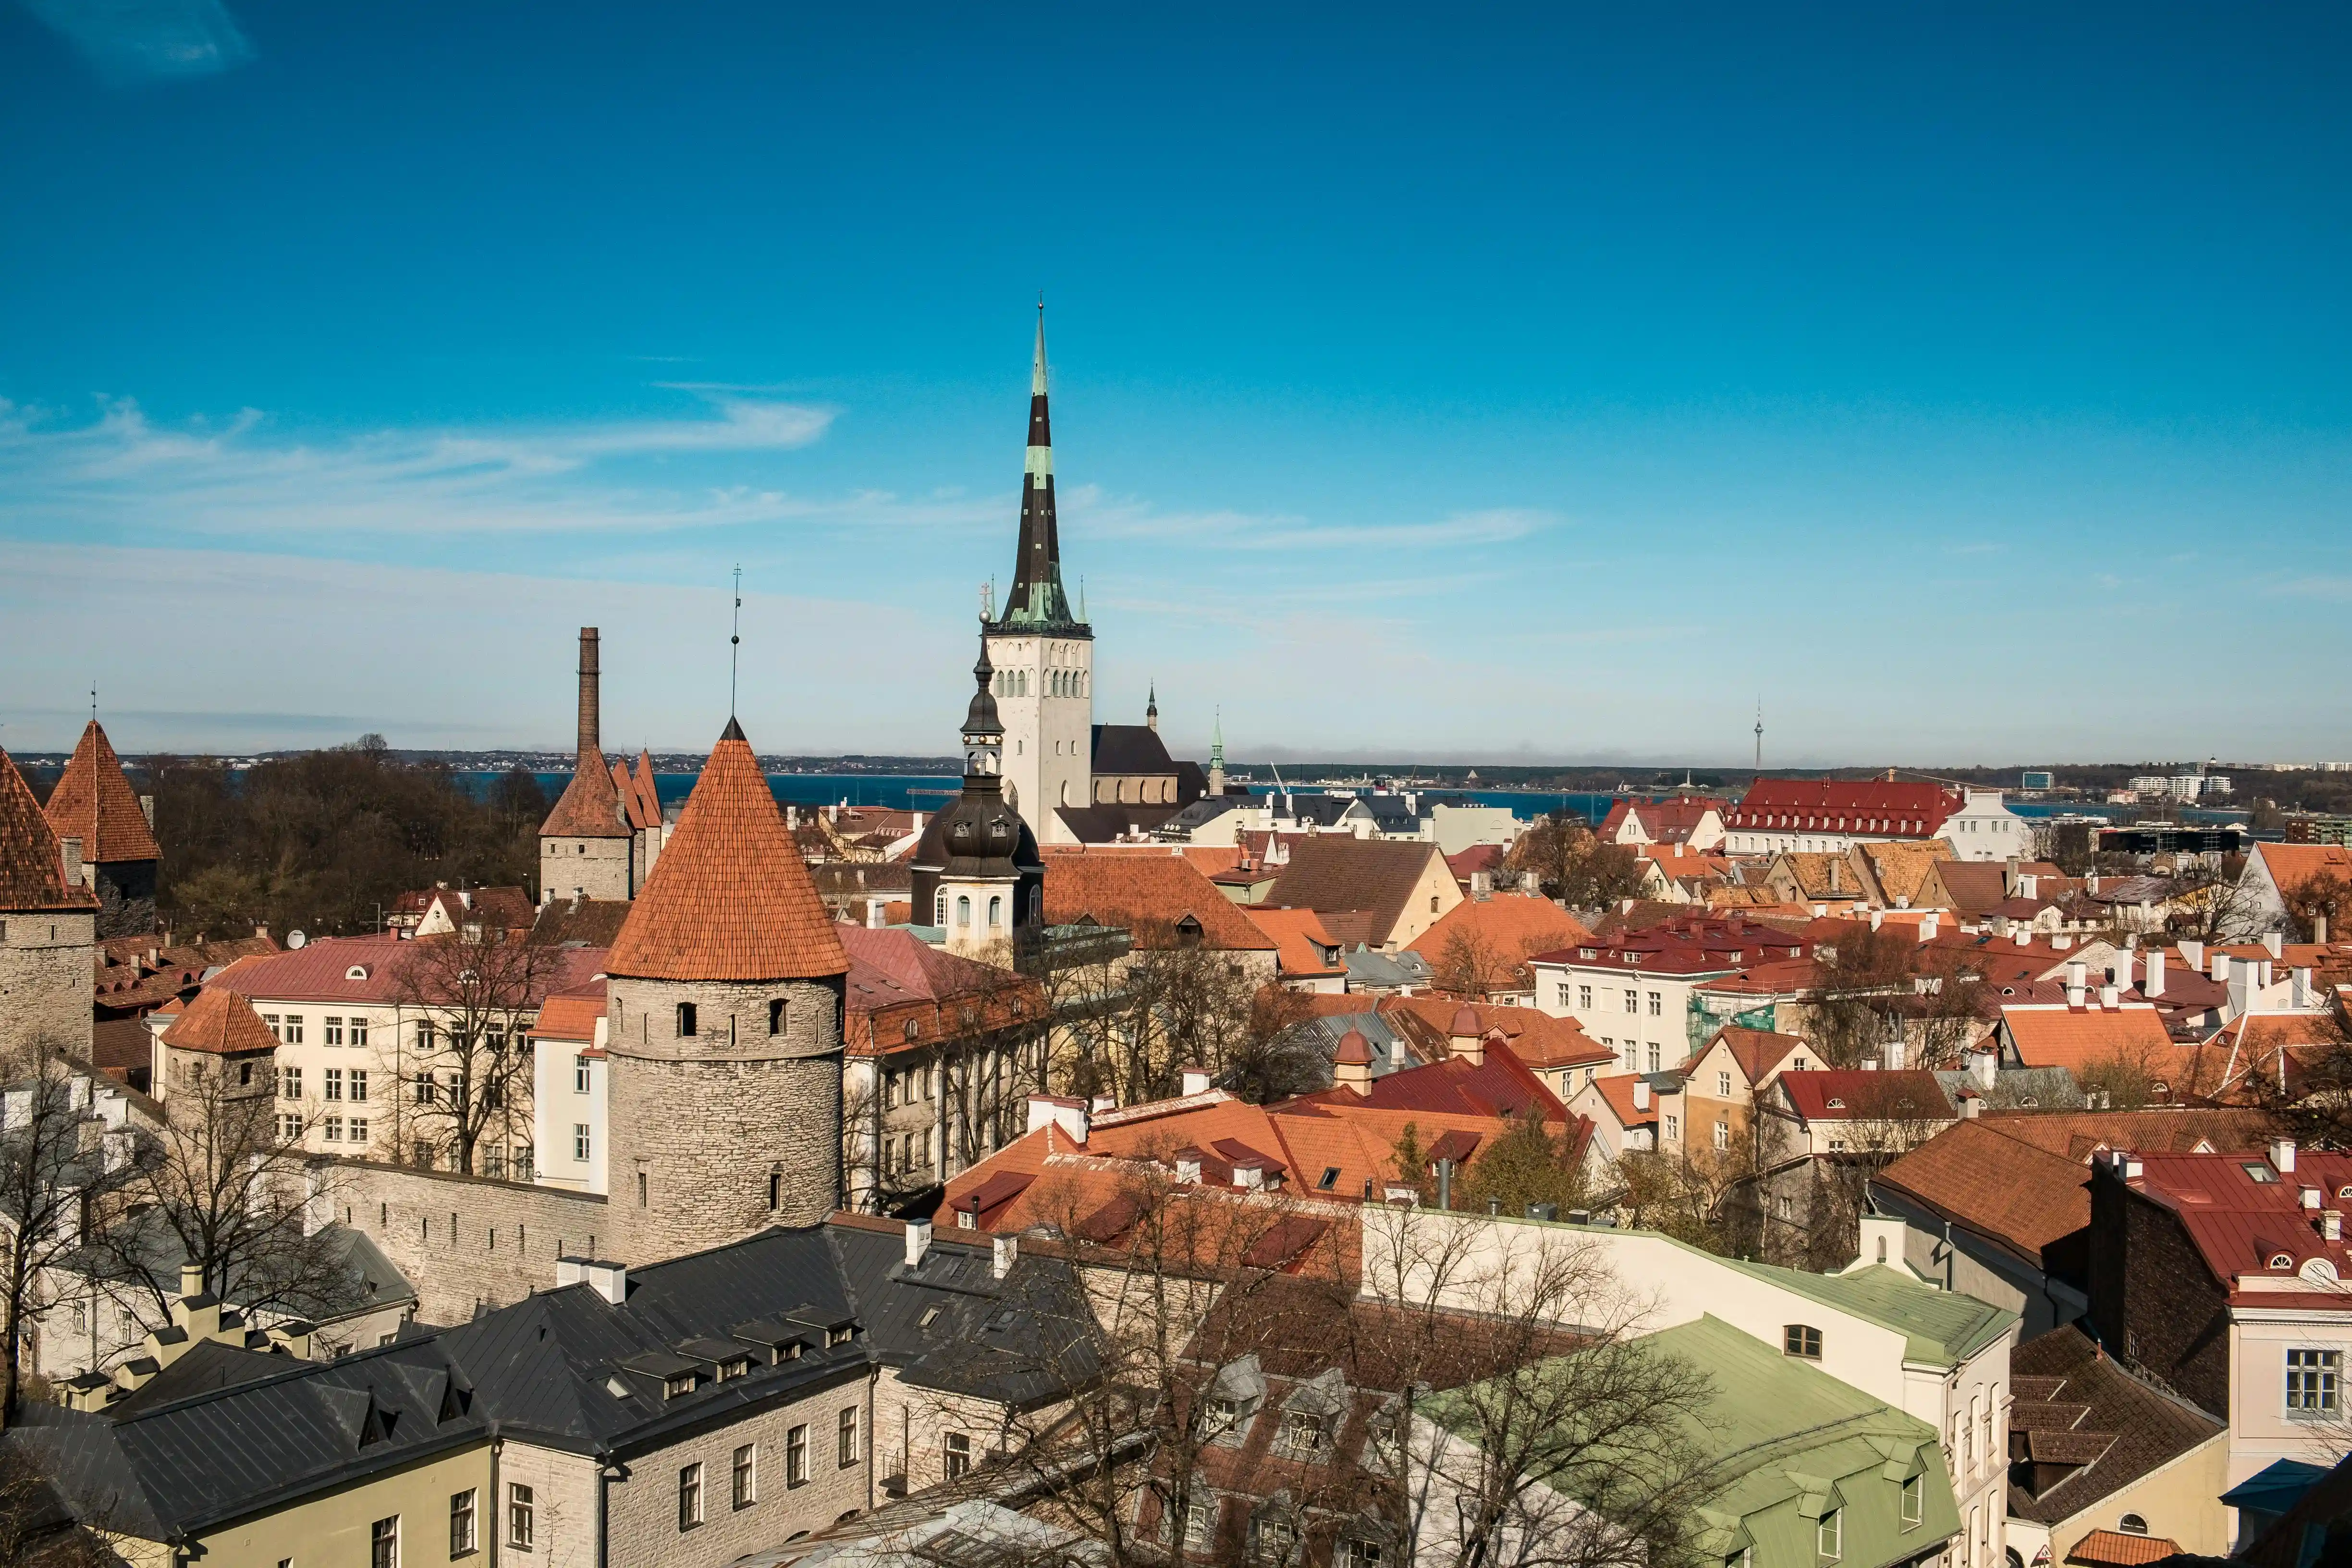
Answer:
[541,835,633,904]
[90,861,156,942]
[605,975,845,1264]
[0,910,94,1067]
[604,1365,872,1567]
[496,1441,602,1568]
[329,1159,609,1324]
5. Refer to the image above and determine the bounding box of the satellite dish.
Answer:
[287,930,307,949]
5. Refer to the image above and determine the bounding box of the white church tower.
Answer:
[983,304,1093,847]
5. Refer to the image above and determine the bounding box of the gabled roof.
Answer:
[1872,1119,2092,1267]
[210,934,607,1007]
[1262,836,1449,946]
[1041,848,1276,951]
[2007,1324,2224,1525]
[160,985,282,1056]
[42,721,159,864]
[1698,1025,1813,1084]
[1723,1259,2013,1365]
[1404,894,1590,978]
[531,984,606,1045]
[0,748,98,913]
[1089,723,1180,778]
[1242,906,1346,978]
[2254,843,2352,892]
[1724,778,1961,835]
[2000,1005,2188,1076]
[1378,996,1613,1071]
[1777,1069,1952,1126]
[539,745,630,839]
[1288,1037,1567,1121]
[1582,1073,1658,1129]
[607,724,849,981]
[2120,1148,2352,1297]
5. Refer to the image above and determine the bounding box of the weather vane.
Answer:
[729,565,743,716]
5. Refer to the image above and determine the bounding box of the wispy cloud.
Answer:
[21,0,252,85]
[1060,486,1549,551]
[0,392,967,540]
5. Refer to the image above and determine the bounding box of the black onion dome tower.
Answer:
[910,636,1044,954]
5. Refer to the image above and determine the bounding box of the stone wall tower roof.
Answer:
[607,722,849,981]
[43,721,159,864]
[0,749,98,913]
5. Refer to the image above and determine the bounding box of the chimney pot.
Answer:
[2274,1138,2298,1175]
[2266,931,2286,959]
[585,1259,626,1305]
[905,1218,932,1268]
[2146,948,2166,998]
[1632,1079,1652,1111]
[992,1234,1018,1279]
[2327,1211,2343,1243]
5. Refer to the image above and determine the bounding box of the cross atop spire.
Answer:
[992,302,1083,633]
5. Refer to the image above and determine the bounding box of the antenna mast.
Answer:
[729,565,743,715]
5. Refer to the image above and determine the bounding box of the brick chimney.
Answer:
[577,627,601,755]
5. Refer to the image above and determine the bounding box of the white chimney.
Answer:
[585,1260,627,1305]
[2099,984,2119,1010]
[1180,1066,1212,1097]
[905,1219,932,1268]
[2214,949,2231,983]
[2180,939,2205,973]
[1025,1094,1089,1146]
[2274,1139,2298,1175]
[2294,967,2315,1008]
[1632,1080,1652,1112]
[1920,912,1939,942]
[2066,959,2088,1009]
[1960,1092,1983,1119]
[556,1255,588,1288]
[2266,931,2286,959]
[1971,1048,1997,1090]
[992,1234,1018,1279]
[866,901,886,930]
[2327,1211,2343,1243]
[2302,1187,2322,1211]
[2145,948,2165,998]
[1886,1038,1906,1071]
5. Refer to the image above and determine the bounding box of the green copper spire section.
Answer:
[992,303,1084,634]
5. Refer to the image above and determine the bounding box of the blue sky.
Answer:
[3,2,2348,766]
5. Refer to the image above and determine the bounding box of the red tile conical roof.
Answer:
[0,749,98,913]
[607,723,849,981]
[44,721,161,864]
[162,984,282,1055]
[540,746,631,838]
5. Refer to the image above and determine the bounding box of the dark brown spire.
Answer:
[996,304,1081,631]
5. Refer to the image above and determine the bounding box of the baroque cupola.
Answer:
[910,634,1045,956]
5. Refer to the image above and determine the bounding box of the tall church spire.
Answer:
[997,303,1080,630]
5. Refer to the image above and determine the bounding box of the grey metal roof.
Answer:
[7,1219,1100,1542]
[1341,946,1432,990]
[1281,1011,1416,1081]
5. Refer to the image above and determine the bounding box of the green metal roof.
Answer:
[1427,1315,1959,1568]
[1720,1262,2014,1367]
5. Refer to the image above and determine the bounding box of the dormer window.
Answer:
[664,1372,695,1398]
[716,1356,750,1381]
[1784,1324,1823,1360]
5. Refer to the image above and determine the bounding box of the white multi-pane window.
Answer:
[575,1125,592,1161]
[2289,1348,2340,1413]
[350,1069,368,1102]
[1623,989,1638,1013]
[283,1014,304,1044]
[324,1016,344,1047]
[349,1017,369,1049]
[325,1068,343,1102]
[1647,991,1662,1016]
[349,1116,369,1145]
[575,1056,592,1093]
[278,1113,302,1143]
[324,1116,344,1142]
[1578,985,1593,1008]
[279,1066,302,1100]
[1717,1071,1732,1097]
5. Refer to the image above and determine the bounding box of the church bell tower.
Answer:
[982,304,1092,847]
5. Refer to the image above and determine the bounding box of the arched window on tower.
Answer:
[934,892,947,924]
[956,895,972,927]
[988,896,1003,928]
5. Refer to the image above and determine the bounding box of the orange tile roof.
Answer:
[1043,849,1276,951]
[2256,843,2352,892]
[0,748,98,913]
[1405,894,1591,977]
[1244,906,1345,978]
[1700,1025,1811,1084]
[607,723,849,981]
[1873,1118,2092,1264]
[1378,996,1613,1070]
[161,984,282,1056]
[532,985,607,1044]
[1972,1106,2273,1161]
[2001,1005,2186,1074]
[41,721,159,864]
[2066,1531,2181,1568]
[539,745,631,839]
[1585,1073,1658,1128]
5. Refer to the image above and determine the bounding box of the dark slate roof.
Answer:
[7,1219,1099,1541]
[1054,803,1183,843]
[1090,724,1179,778]
[2007,1324,2224,1524]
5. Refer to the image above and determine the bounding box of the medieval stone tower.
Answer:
[601,718,851,1261]
[0,747,98,1067]
[539,626,636,903]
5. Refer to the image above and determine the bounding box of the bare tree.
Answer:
[1507,818,1644,914]
[385,927,563,1174]
[0,1041,140,1422]
[91,1062,357,1332]
[0,1440,120,1568]
[2281,872,2352,944]
[2163,857,2266,943]
[1032,927,1309,1108]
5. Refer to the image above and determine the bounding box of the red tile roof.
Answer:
[837,924,1041,1054]
[210,933,608,1007]
[1291,1041,1566,1121]
[1377,996,1614,1071]
[1042,849,1277,951]
[42,721,159,864]
[2001,1005,2193,1077]
[539,745,631,839]
[1777,1069,1953,1124]
[1699,1025,1812,1084]
[161,985,281,1056]
[607,725,850,981]
[1722,778,1960,837]
[1529,913,1812,975]
[2127,1148,2352,1298]
[532,984,607,1044]
[0,749,98,912]
[1585,1073,1657,1129]
[1598,795,1721,845]
[2255,843,2352,894]
[1973,1107,2273,1161]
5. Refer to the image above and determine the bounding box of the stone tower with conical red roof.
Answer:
[0,747,98,1066]
[538,627,636,905]
[42,719,159,938]
[603,718,852,1261]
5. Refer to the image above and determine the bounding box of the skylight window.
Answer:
[1319,1167,1341,1190]
[2247,1164,2281,1183]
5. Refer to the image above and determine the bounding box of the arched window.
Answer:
[988,895,1003,928]
[956,895,972,927]
[934,891,947,925]
[2118,1516,2147,1537]
[1783,1324,1822,1359]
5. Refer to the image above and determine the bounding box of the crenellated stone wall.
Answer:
[0,908,94,1067]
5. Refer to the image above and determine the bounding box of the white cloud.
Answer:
[21,0,251,85]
